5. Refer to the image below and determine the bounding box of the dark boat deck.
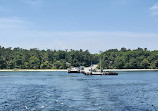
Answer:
[68,70,80,73]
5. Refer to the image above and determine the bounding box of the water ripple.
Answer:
[0,71,158,111]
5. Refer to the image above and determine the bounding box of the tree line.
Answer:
[100,48,158,69]
[0,46,98,69]
[0,46,158,69]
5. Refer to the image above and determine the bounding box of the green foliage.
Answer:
[140,59,150,69]
[40,61,51,69]
[0,46,98,69]
[100,48,158,69]
[1,46,158,69]
[51,66,57,69]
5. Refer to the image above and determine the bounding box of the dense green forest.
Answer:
[100,48,158,69]
[0,46,98,69]
[0,46,158,69]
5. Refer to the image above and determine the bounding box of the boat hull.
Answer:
[68,70,80,73]
[84,72,118,75]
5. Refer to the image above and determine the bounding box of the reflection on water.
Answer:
[0,71,158,111]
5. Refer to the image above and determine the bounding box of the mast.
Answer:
[100,57,102,72]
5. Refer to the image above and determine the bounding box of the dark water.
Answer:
[0,71,158,111]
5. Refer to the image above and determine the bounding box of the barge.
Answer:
[84,71,118,75]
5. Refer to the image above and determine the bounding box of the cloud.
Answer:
[150,3,158,16]
[0,17,158,39]
[38,31,158,39]
[0,17,30,30]
[0,17,158,53]
[21,0,43,5]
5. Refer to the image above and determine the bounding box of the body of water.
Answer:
[0,71,158,111]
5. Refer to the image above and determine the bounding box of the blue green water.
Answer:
[0,71,158,111]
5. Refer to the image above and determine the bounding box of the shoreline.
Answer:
[0,69,158,72]
[0,69,67,72]
[103,69,158,71]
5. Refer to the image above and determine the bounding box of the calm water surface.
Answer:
[0,71,158,111]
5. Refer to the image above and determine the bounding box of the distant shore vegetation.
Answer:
[0,46,158,69]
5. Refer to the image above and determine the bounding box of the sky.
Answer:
[0,0,158,53]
